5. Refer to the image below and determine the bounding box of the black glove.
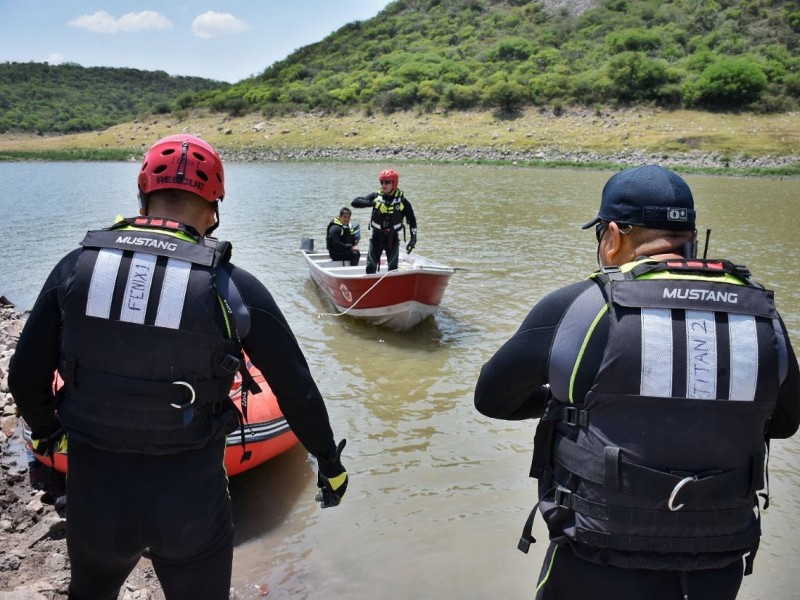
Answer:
[406,229,417,253]
[315,439,348,508]
[31,424,68,459]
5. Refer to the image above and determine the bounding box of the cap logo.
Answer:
[667,208,688,222]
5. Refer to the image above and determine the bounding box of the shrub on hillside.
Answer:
[685,56,768,109]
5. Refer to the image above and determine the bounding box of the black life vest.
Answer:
[522,258,789,574]
[326,218,356,253]
[57,217,250,454]
[369,190,407,234]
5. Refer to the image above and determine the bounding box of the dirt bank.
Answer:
[1,108,798,173]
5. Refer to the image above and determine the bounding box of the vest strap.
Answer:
[69,364,233,407]
[549,283,607,402]
[81,229,221,266]
[554,434,759,505]
[554,486,756,528]
[216,266,251,339]
[575,522,760,555]
[541,402,589,427]
[517,487,555,554]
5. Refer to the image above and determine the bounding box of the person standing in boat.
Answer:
[351,168,418,274]
[474,165,800,600]
[326,206,361,266]
[9,134,349,600]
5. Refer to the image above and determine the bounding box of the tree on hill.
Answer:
[193,0,798,116]
[0,62,226,134]
[2,0,799,135]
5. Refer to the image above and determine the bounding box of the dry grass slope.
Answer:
[1,108,798,168]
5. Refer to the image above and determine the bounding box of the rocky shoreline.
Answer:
[0,298,164,600]
[4,108,798,175]
[217,145,800,172]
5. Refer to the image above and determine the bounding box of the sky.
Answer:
[0,1,394,83]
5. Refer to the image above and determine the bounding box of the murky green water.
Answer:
[1,162,797,599]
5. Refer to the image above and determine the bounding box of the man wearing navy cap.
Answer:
[475,165,799,599]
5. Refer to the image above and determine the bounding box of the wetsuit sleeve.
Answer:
[475,281,590,421]
[228,265,336,457]
[402,197,417,230]
[351,193,378,208]
[766,317,800,439]
[9,250,81,438]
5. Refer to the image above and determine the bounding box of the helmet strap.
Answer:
[204,202,220,236]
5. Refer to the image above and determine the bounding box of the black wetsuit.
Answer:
[327,218,360,265]
[474,263,800,600]
[10,220,338,600]
[352,190,417,274]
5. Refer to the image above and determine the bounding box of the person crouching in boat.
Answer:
[352,168,417,274]
[326,206,361,266]
[9,134,349,600]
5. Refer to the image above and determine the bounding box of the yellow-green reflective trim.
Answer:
[535,544,559,593]
[568,304,609,404]
[638,271,745,285]
[115,224,198,244]
[619,258,746,286]
[217,294,233,339]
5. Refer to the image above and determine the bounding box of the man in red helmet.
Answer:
[9,134,349,600]
[351,168,418,273]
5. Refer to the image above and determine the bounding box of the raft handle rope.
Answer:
[316,268,394,320]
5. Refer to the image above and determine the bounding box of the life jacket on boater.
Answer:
[326,217,357,253]
[369,190,407,236]
[56,216,259,455]
[520,258,790,574]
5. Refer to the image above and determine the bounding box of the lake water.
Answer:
[1,162,798,599]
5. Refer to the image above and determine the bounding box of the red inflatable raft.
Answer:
[21,357,298,477]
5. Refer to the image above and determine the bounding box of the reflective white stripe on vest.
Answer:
[154,258,191,329]
[120,252,158,324]
[686,310,717,399]
[641,307,759,401]
[728,314,758,401]
[86,248,123,319]
[640,308,673,397]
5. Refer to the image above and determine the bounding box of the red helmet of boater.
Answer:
[138,134,225,205]
[379,169,399,189]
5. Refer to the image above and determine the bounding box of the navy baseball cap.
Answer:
[582,165,696,231]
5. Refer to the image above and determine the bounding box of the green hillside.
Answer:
[194,0,800,116]
[1,0,799,137]
[0,62,227,134]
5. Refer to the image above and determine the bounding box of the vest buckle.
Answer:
[562,406,588,427]
[554,487,573,509]
[219,353,241,375]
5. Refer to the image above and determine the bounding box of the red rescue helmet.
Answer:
[379,169,399,188]
[138,134,225,204]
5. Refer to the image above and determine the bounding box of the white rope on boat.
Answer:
[316,267,395,320]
